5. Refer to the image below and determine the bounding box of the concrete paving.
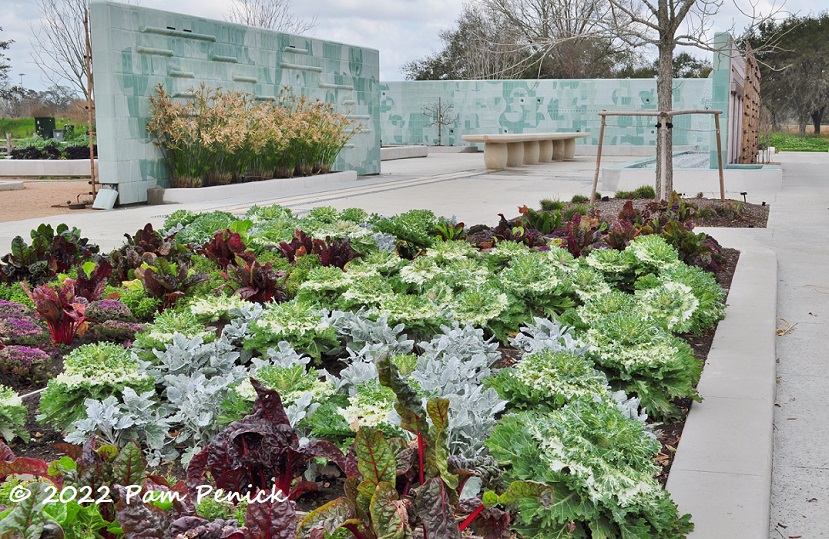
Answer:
[0,148,823,538]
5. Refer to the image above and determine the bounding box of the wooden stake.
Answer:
[591,114,606,202]
[714,112,725,201]
[84,7,97,198]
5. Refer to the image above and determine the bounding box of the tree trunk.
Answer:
[798,113,808,136]
[811,107,824,135]
[655,36,675,200]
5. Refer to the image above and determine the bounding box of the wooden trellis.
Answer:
[740,44,762,164]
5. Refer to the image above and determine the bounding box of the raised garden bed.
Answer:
[0,196,764,537]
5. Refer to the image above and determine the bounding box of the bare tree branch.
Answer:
[225,0,317,34]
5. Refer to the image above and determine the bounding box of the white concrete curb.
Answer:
[147,170,359,205]
[666,239,777,537]
[0,159,98,177]
[380,145,428,160]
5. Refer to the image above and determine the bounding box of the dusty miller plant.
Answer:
[509,316,588,356]
[413,324,507,457]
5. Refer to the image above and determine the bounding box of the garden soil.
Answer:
[0,179,94,223]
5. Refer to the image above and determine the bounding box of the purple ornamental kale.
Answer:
[85,299,135,322]
[0,300,34,318]
[0,345,50,376]
[0,315,51,347]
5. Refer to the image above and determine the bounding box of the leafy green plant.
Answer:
[38,342,154,430]
[486,349,608,412]
[245,300,338,359]
[570,194,590,203]
[584,310,701,420]
[487,401,693,538]
[0,223,99,285]
[0,385,28,443]
[22,278,87,345]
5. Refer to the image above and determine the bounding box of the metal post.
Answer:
[5,133,11,154]
[591,114,607,202]
[714,112,726,201]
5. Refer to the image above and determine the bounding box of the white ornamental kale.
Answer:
[448,282,510,327]
[187,294,249,323]
[509,317,587,356]
[635,280,699,334]
[567,266,612,302]
[625,235,681,272]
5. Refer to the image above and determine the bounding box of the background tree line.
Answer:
[744,12,829,135]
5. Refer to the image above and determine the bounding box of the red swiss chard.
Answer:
[186,379,346,502]
[202,229,255,270]
[222,261,287,304]
[21,279,87,345]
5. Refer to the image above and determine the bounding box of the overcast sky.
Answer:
[1,0,822,92]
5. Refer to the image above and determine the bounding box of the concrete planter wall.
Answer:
[0,159,98,178]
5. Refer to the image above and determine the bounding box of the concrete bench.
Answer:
[462,132,589,169]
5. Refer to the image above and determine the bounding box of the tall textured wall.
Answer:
[90,0,380,205]
[380,78,715,152]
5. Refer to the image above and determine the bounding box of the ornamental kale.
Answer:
[486,402,693,538]
[38,342,154,430]
[245,301,339,359]
[486,349,609,411]
[0,307,51,348]
[0,345,50,379]
[0,385,28,443]
[584,310,702,421]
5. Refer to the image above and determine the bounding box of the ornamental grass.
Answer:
[147,84,357,187]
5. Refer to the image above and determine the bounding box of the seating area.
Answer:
[462,132,589,169]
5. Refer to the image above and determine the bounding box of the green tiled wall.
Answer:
[90,0,380,204]
[380,78,717,152]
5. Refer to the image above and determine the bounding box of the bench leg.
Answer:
[506,142,524,167]
[538,140,553,162]
[552,140,565,161]
[523,141,540,164]
[483,143,508,169]
[563,138,577,160]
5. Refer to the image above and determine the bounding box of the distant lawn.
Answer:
[0,118,92,139]
[769,133,829,152]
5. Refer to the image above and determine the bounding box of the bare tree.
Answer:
[483,0,635,78]
[30,0,90,102]
[422,98,458,146]
[403,3,530,80]
[482,0,785,196]
[226,0,317,34]
[599,0,786,194]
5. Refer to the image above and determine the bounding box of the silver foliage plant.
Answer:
[509,316,588,356]
[413,324,507,458]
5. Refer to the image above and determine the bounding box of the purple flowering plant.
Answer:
[0,345,50,378]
